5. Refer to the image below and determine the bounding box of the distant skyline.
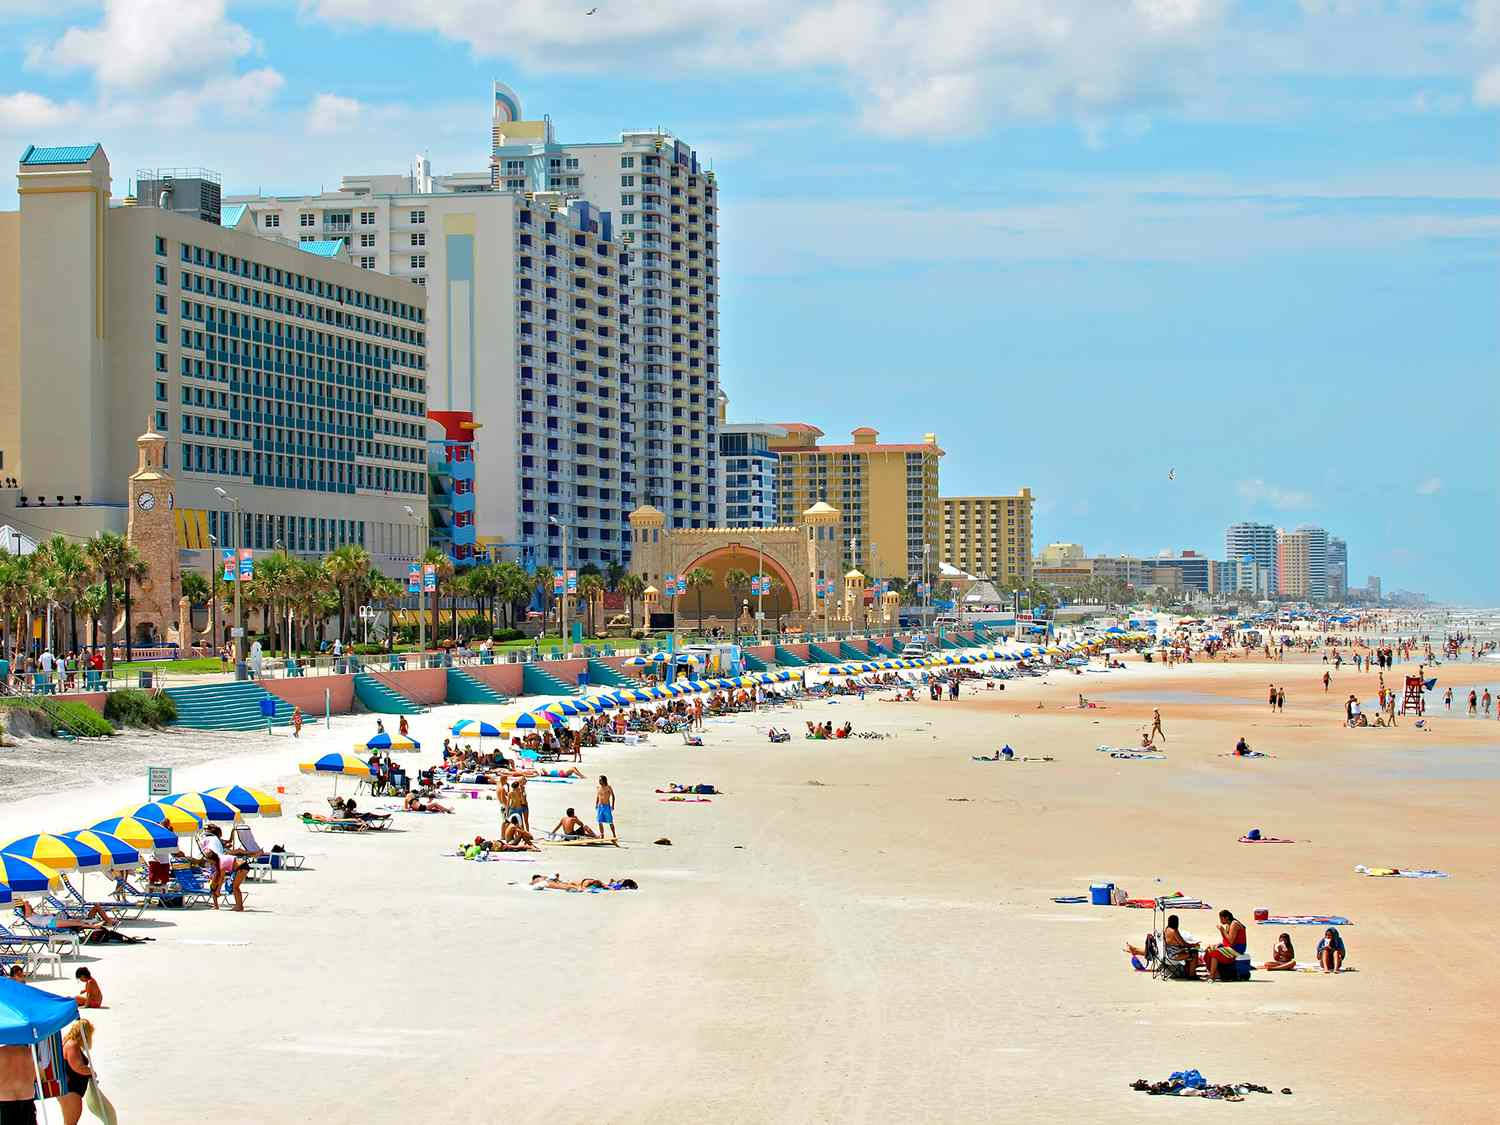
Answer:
[2,1,1497,601]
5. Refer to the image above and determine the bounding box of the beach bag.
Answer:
[85,1078,118,1124]
[1246,828,1262,841]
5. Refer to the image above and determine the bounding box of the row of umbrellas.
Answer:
[0,787,282,903]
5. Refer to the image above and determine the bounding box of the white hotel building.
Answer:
[227,83,720,566]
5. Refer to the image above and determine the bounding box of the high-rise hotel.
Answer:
[0,144,429,573]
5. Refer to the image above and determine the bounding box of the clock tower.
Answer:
[125,417,184,646]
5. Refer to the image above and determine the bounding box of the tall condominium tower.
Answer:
[1327,536,1348,600]
[490,83,721,529]
[1276,524,1329,600]
[1225,521,1278,591]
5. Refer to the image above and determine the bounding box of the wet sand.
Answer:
[0,652,1496,1122]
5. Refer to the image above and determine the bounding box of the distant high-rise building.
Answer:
[1225,521,1278,591]
[1040,542,1085,564]
[1277,525,1329,600]
[1327,536,1348,600]
[719,422,784,527]
[940,490,1034,584]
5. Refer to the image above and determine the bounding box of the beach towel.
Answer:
[544,837,620,847]
[1223,750,1272,759]
[1051,895,1088,904]
[658,797,712,803]
[1258,915,1352,926]
[1355,865,1449,878]
[1239,835,1295,843]
[1110,751,1165,760]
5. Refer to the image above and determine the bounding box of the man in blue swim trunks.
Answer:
[595,774,617,843]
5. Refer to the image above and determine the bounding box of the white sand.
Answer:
[1,654,1497,1122]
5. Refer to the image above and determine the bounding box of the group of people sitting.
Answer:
[805,720,853,740]
[1131,911,1348,978]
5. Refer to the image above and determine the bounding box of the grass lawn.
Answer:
[110,657,225,674]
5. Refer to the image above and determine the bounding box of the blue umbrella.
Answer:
[61,829,141,869]
[361,731,421,751]
[451,720,501,738]
[0,978,79,1046]
[0,853,61,894]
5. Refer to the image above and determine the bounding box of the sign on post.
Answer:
[406,564,421,594]
[237,548,254,580]
[146,766,172,799]
[422,564,437,592]
[221,549,235,581]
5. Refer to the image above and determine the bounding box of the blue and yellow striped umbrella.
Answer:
[450,720,502,738]
[299,752,371,777]
[621,655,650,667]
[118,802,203,835]
[0,852,63,892]
[89,816,177,852]
[359,732,421,752]
[0,833,105,874]
[204,785,283,818]
[61,829,142,868]
[161,792,241,825]
[544,699,585,717]
[508,710,559,730]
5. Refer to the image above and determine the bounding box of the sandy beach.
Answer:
[2,650,1497,1123]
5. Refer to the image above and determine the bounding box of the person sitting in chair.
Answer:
[1199,909,1248,980]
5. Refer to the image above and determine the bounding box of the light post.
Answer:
[359,604,376,646]
[214,487,245,680]
[755,535,765,643]
[403,505,426,658]
[207,533,218,652]
[549,515,570,649]
[275,539,292,658]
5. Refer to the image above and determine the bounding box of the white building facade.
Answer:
[1225,521,1278,593]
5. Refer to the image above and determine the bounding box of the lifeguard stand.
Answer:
[1403,675,1424,714]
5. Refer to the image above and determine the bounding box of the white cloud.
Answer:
[0,92,82,131]
[1416,476,1443,495]
[1475,63,1500,105]
[1236,479,1314,510]
[306,93,363,136]
[27,0,258,93]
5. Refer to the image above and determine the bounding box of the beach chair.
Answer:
[60,876,144,922]
[300,812,368,833]
[6,916,81,960]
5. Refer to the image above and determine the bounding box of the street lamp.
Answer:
[403,505,426,657]
[549,515,570,648]
[214,487,245,680]
[754,534,765,643]
[207,533,218,653]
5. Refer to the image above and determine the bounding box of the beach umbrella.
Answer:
[0,977,82,1046]
[0,853,62,893]
[161,791,241,825]
[204,785,283,818]
[358,732,421,752]
[0,834,105,874]
[509,711,558,730]
[299,752,372,777]
[649,652,670,662]
[0,882,12,906]
[451,719,503,738]
[605,691,634,706]
[61,829,141,868]
[118,802,203,836]
[621,655,651,667]
[543,699,585,717]
[89,816,177,852]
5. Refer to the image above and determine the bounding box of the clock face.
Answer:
[136,491,155,512]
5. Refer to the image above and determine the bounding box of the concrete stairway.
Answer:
[445,668,510,705]
[353,672,425,714]
[522,663,578,696]
[165,680,290,731]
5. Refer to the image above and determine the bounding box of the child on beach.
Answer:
[75,967,102,1008]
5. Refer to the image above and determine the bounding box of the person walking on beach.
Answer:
[1444,688,1453,711]
[1276,687,1286,713]
[1322,671,1331,692]
[292,705,303,739]
[595,774,617,843]
[1150,709,1166,743]
[1467,690,1477,717]
[1268,684,1277,711]
[1484,689,1493,717]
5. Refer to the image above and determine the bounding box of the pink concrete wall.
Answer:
[465,664,524,697]
[746,645,776,664]
[381,667,447,705]
[51,691,107,715]
[265,676,355,715]
[783,643,811,660]
[547,658,586,685]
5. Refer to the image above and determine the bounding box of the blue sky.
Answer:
[3,0,1497,601]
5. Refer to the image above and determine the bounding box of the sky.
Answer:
[2,0,1497,602]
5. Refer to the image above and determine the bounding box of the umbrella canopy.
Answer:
[509,711,558,730]
[649,651,670,662]
[61,829,142,868]
[0,833,105,874]
[544,699,585,716]
[604,691,634,706]
[359,732,421,751]
[298,752,372,777]
[204,785,283,818]
[0,978,80,1046]
[450,719,502,738]
[621,655,650,667]
[119,802,203,836]
[89,816,177,852]
[0,852,63,893]
[161,791,241,825]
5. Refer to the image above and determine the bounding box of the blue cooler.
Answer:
[1089,882,1115,905]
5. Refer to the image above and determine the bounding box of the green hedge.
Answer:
[104,689,177,728]
[490,628,526,643]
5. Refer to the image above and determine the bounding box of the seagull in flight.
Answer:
[1167,468,1175,480]
[586,6,599,12]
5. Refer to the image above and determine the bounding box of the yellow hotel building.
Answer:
[770,424,942,582]
[940,491,1034,584]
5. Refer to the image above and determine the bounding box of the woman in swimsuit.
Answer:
[1200,910,1248,981]
[58,1017,94,1125]
[1262,932,1296,971]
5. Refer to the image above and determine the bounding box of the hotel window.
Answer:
[299,212,315,227]
[360,233,375,248]
[506,179,524,190]
[360,211,375,225]
[359,257,376,270]
[621,156,635,168]
[505,160,524,173]
[566,157,579,169]
[621,175,635,187]
[620,195,635,206]
[409,210,426,224]
[410,232,426,247]
[154,237,166,255]
[263,213,280,229]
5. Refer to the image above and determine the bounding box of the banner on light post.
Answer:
[422,564,437,593]
[407,564,421,594]
[237,548,254,581]
[222,549,235,582]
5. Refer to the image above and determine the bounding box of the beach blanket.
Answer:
[543,837,621,847]
[1258,915,1352,926]
[1239,835,1295,843]
[1123,897,1210,910]
[658,797,712,803]
[1355,865,1449,878]
[533,883,635,893]
[1109,751,1165,760]
[1223,751,1273,759]
[1051,895,1088,904]
[973,755,1054,762]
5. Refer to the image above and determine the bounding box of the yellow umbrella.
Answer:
[117,802,203,836]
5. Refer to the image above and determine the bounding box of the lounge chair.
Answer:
[60,876,145,922]
[6,915,81,959]
[301,812,369,833]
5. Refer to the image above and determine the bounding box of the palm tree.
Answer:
[120,549,148,661]
[0,551,24,658]
[39,536,90,656]
[420,549,455,645]
[618,573,646,630]
[577,573,606,636]
[249,551,294,656]
[180,572,210,643]
[83,532,130,674]
[531,564,555,637]
[685,566,714,635]
[79,583,106,652]
[605,561,626,591]
[723,568,751,636]
[495,561,532,631]
[367,572,403,651]
[323,544,372,645]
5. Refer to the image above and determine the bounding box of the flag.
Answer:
[407,564,420,593]
[222,549,235,581]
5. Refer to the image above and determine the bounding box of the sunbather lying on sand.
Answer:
[529,874,638,892]
[550,808,598,838]
[404,794,454,813]
[502,766,586,779]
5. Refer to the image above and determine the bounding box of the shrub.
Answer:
[490,628,526,643]
[104,689,176,728]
